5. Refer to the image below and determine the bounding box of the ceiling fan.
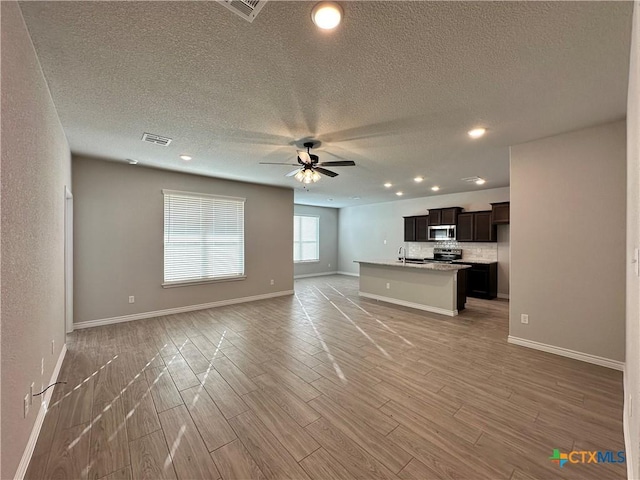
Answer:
[260,141,356,183]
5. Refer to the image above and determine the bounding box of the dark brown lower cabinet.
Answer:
[457,262,497,299]
[456,269,467,311]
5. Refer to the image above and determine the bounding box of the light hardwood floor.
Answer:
[26,275,625,480]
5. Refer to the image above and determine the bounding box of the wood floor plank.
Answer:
[397,458,444,480]
[299,448,358,480]
[212,356,258,395]
[158,405,221,480]
[99,466,132,480]
[88,397,130,480]
[164,354,201,391]
[242,388,320,461]
[44,423,91,480]
[220,347,266,378]
[122,377,161,441]
[228,411,312,479]
[308,395,411,473]
[130,430,177,480]
[210,439,266,480]
[145,366,184,413]
[177,342,212,374]
[304,418,400,480]
[252,373,321,427]
[196,369,249,419]
[179,386,237,452]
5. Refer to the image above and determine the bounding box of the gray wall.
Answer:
[1,3,71,477]
[626,2,639,477]
[73,157,294,324]
[338,187,510,276]
[510,121,626,362]
[293,204,338,277]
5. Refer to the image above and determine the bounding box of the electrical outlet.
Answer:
[51,339,55,355]
[521,314,529,324]
[386,282,390,290]
[41,358,44,376]
[270,279,274,285]
[30,383,35,406]
[328,263,331,268]
[128,296,135,304]
[384,239,387,245]
[24,394,30,418]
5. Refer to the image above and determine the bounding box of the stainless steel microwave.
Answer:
[427,225,456,241]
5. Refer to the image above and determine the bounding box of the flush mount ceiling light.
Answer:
[384,182,392,188]
[414,176,424,183]
[179,154,192,161]
[468,128,486,139]
[396,191,403,196]
[462,176,486,185]
[431,186,440,191]
[312,2,343,30]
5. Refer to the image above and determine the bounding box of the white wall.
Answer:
[338,187,510,276]
[294,204,338,278]
[510,121,626,364]
[73,156,294,324]
[625,2,640,478]
[1,3,71,477]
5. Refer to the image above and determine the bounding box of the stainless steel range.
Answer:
[430,247,463,263]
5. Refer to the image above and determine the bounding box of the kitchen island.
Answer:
[355,260,471,316]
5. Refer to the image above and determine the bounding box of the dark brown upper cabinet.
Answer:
[456,211,496,242]
[456,212,474,242]
[404,215,429,242]
[416,216,429,242]
[404,216,416,242]
[491,202,510,224]
[428,207,461,226]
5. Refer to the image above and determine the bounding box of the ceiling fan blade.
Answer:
[259,162,299,165]
[318,160,356,167]
[285,169,301,177]
[297,151,312,164]
[314,167,339,178]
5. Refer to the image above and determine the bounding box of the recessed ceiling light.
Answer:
[414,176,424,183]
[384,182,392,188]
[396,191,403,196]
[327,198,333,201]
[311,2,343,30]
[468,128,486,139]
[127,158,138,165]
[350,196,360,200]
[475,177,486,185]
[180,154,192,161]
[431,186,440,191]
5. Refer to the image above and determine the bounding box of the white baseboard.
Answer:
[507,336,624,371]
[359,292,457,317]
[623,372,635,480]
[74,290,295,329]
[15,343,67,480]
[337,271,359,277]
[294,271,338,279]
[497,293,510,299]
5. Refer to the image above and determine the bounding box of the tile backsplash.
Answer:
[406,242,497,262]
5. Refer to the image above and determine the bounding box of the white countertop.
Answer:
[355,259,471,272]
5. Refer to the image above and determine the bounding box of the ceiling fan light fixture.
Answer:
[312,2,343,30]
[296,168,321,184]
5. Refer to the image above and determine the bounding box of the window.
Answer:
[163,190,245,286]
[293,215,319,262]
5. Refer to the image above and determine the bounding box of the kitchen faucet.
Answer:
[398,246,406,265]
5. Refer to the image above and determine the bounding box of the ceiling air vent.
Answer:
[217,0,267,23]
[141,133,172,147]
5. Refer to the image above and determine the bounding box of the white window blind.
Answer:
[163,190,245,285]
[293,215,319,262]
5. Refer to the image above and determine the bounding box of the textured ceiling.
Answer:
[19,1,632,207]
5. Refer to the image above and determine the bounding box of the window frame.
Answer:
[162,189,246,288]
[293,214,320,264]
